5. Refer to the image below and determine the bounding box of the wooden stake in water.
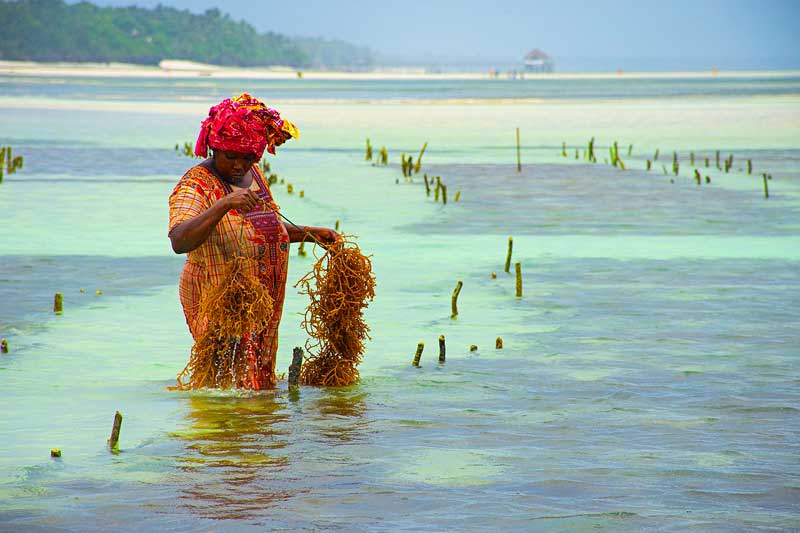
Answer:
[414,142,428,174]
[0,338,7,354]
[504,237,513,273]
[454,190,461,202]
[438,335,446,364]
[451,280,463,319]
[694,169,701,185]
[716,150,721,169]
[646,160,652,171]
[424,174,431,196]
[747,159,752,174]
[516,128,521,172]
[628,144,633,156]
[288,346,303,391]
[588,137,596,163]
[654,148,660,161]
[54,292,63,314]
[412,342,424,367]
[690,152,695,166]
[562,142,567,157]
[335,219,340,232]
[365,138,372,161]
[496,337,503,349]
[108,411,123,453]
[763,173,769,199]
[515,262,522,297]
[441,184,447,205]
[469,345,478,352]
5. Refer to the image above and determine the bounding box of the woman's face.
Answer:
[213,149,258,182]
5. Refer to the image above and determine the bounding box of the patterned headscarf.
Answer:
[194,93,299,159]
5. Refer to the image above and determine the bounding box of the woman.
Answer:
[168,93,337,389]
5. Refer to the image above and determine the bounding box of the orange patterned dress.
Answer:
[168,163,289,389]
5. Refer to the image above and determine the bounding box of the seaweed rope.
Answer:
[263,201,376,387]
[173,214,275,390]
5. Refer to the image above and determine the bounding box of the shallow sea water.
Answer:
[1,76,799,531]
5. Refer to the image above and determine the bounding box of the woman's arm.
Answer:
[286,224,339,246]
[169,188,261,254]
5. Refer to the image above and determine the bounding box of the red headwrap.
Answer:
[194,93,299,159]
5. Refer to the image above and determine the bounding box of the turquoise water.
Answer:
[1,76,799,530]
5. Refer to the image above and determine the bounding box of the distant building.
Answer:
[523,49,554,73]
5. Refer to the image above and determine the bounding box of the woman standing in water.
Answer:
[168,93,337,389]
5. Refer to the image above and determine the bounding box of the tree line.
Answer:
[0,0,374,69]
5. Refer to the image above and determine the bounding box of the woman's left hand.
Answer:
[313,227,339,246]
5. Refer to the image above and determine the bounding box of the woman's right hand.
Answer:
[222,188,261,213]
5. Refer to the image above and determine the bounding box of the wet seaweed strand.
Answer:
[295,235,376,386]
[173,254,275,390]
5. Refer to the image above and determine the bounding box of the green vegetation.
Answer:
[0,0,374,69]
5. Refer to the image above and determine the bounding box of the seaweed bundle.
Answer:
[295,235,375,386]
[174,255,274,389]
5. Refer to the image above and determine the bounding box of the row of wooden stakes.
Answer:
[411,335,506,367]
[564,138,774,198]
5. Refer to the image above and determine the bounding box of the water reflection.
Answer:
[169,386,371,523]
[305,388,371,444]
[171,392,294,521]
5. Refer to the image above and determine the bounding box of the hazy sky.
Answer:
[73,0,800,70]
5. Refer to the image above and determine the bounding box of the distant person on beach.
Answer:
[168,93,337,389]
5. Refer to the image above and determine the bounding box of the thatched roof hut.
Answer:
[524,49,554,73]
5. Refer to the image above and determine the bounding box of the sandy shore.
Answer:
[0,59,797,80]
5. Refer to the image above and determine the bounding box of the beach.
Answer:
[0,68,799,530]
[2,59,798,80]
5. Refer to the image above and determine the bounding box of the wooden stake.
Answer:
[50,448,61,458]
[454,190,461,202]
[424,174,430,196]
[561,141,567,157]
[288,346,303,391]
[413,342,424,367]
[495,337,503,349]
[747,159,752,174]
[438,335,446,364]
[414,142,427,174]
[504,237,513,273]
[516,128,521,172]
[441,184,447,205]
[108,411,123,452]
[1,338,7,353]
[515,262,522,297]
[646,160,652,171]
[763,173,769,199]
[469,345,478,352]
[451,280,463,319]
[54,292,63,314]
[335,219,340,232]
[695,169,701,185]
